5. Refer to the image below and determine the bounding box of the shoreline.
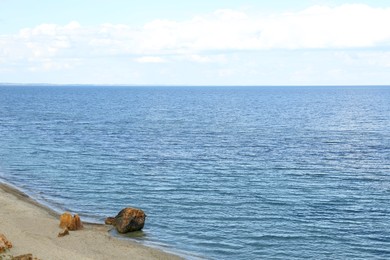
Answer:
[0,182,182,259]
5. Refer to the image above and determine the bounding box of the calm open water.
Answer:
[0,86,389,259]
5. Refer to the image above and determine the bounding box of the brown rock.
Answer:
[114,207,146,234]
[59,212,83,231]
[13,253,33,260]
[104,217,116,225]
[73,214,83,230]
[58,228,69,237]
[0,233,12,253]
[59,212,73,229]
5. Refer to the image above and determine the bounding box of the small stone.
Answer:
[104,217,116,225]
[0,234,12,253]
[114,207,146,234]
[12,254,33,260]
[58,228,69,237]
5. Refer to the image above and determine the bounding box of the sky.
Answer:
[1,0,390,85]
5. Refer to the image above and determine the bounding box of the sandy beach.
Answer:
[0,183,181,260]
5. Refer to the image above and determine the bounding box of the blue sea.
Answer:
[0,85,389,259]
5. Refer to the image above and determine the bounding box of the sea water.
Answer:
[0,86,389,259]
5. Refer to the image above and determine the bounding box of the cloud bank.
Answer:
[0,4,390,85]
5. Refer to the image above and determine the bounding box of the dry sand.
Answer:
[0,183,182,260]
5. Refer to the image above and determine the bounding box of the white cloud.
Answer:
[0,21,83,70]
[260,4,390,49]
[28,59,74,72]
[134,56,166,63]
[1,4,390,84]
[178,54,227,63]
[114,4,390,52]
[1,4,390,61]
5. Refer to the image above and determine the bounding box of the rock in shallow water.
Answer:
[112,207,146,234]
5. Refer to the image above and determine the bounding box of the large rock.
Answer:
[59,212,83,231]
[0,234,12,253]
[112,207,146,234]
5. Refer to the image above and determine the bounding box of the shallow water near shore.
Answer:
[0,85,390,259]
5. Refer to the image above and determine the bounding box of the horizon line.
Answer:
[1,83,390,88]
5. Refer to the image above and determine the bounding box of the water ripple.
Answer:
[0,86,390,259]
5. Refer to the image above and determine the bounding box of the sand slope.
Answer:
[0,183,181,260]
